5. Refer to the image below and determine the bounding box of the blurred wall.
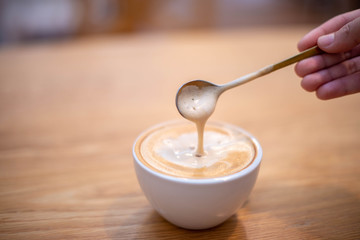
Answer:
[0,0,359,44]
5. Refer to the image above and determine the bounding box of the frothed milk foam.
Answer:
[135,121,256,178]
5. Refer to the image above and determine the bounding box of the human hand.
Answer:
[295,9,360,100]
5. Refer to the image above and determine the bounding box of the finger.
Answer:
[316,71,360,100]
[295,55,324,78]
[301,56,360,92]
[295,44,360,77]
[318,17,360,53]
[298,9,360,51]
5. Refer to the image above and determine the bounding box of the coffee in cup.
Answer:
[134,121,256,179]
[133,120,262,229]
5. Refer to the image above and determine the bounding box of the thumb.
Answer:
[318,17,360,53]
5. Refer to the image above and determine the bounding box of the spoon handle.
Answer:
[220,46,324,92]
[272,46,323,71]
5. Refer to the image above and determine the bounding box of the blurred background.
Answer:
[0,0,359,45]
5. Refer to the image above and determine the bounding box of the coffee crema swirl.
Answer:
[135,121,256,179]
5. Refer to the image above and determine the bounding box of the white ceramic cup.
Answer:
[133,121,262,230]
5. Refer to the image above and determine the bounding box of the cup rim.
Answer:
[133,120,262,185]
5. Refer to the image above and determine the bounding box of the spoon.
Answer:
[176,46,323,122]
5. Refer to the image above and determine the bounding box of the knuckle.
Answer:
[341,51,352,61]
[325,67,336,81]
[343,57,360,75]
[339,78,350,96]
[341,23,352,37]
[339,18,360,46]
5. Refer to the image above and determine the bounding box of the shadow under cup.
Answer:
[133,121,262,230]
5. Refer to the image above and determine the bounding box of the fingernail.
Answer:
[318,33,334,47]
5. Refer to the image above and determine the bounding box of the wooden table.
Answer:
[1,27,359,239]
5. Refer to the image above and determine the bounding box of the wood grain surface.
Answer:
[0,27,359,239]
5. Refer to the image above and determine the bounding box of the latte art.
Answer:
[136,121,255,178]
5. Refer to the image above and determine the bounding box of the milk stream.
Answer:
[176,84,218,156]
